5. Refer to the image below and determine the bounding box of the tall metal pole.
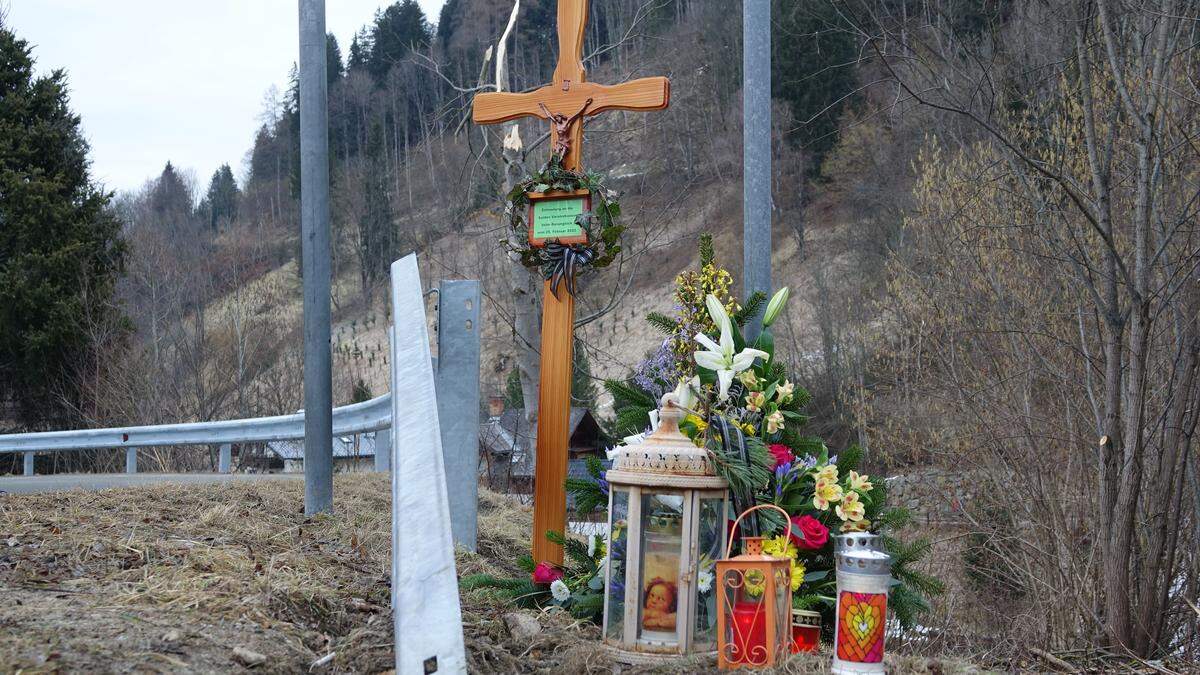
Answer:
[743,0,772,340]
[299,0,333,515]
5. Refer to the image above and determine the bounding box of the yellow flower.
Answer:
[766,410,785,434]
[847,470,873,493]
[745,391,766,412]
[813,479,844,510]
[738,370,760,389]
[775,380,794,403]
[762,534,797,560]
[815,464,839,483]
[836,491,866,522]
[841,518,871,533]
[761,535,805,591]
[790,560,806,591]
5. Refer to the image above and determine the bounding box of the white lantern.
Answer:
[603,394,729,664]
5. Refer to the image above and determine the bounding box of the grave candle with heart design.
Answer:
[832,548,892,674]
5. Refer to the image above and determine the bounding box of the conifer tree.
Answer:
[0,19,126,428]
[356,122,393,302]
[366,0,431,85]
[200,164,239,232]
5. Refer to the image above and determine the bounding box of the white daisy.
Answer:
[550,579,570,602]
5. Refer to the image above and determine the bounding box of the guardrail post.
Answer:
[435,279,481,552]
[125,447,137,474]
[374,428,391,472]
[218,443,232,473]
[23,451,34,476]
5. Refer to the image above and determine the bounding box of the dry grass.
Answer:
[1,476,996,673]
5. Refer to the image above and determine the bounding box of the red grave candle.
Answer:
[730,601,767,664]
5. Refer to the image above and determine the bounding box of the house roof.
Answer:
[266,433,377,461]
[479,408,603,477]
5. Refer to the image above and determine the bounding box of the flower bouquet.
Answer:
[604,234,942,631]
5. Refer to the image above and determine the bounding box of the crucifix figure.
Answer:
[473,0,670,566]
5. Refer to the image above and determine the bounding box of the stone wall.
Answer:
[884,468,985,525]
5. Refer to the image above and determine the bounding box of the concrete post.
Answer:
[125,447,137,474]
[434,280,482,552]
[299,0,333,515]
[23,451,34,477]
[743,0,772,341]
[375,428,391,472]
[218,443,232,473]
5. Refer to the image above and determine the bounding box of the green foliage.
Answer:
[882,533,946,629]
[772,0,861,175]
[698,232,715,267]
[733,291,768,327]
[350,378,372,404]
[358,121,395,296]
[201,164,239,232]
[645,311,677,335]
[462,528,608,624]
[0,21,127,428]
[504,367,524,410]
[564,456,607,515]
[603,377,657,437]
[366,0,431,86]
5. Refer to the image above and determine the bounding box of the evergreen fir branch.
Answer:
[613,406,654,437]
[733,291,768,327]
[604,378,656,409]
[583,455,605,479]
[875,506,915,533]
[699,233,715,267]
[569,592,604,620]
[887,583,931,630]
[836,444,864,474]
[645,311,678,335]
[708,433,772,513]
[565,477,606,515]
[516,553,536,573]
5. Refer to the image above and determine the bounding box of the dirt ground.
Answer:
[0,475,994,674]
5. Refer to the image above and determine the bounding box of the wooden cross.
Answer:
[473,0,670,566]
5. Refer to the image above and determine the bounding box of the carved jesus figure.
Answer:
[539,98,592,159]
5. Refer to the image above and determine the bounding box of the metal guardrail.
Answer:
[0,394,392,454]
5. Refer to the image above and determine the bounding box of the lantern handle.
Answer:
[724,503,792,559]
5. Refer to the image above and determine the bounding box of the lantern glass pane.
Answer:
[774,565,791,655]
[637,492,683,644]
[723,566,770,666]
[604,488,630,641]
[693,496,725,648]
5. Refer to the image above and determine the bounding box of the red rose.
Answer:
[789,515,829,550]
[532,561,564,584]
[768,444,795,469]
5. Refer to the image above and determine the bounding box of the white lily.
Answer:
[694,295,769,399]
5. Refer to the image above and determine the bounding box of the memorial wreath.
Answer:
[504,154,624,296]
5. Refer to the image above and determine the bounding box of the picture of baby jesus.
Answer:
[642,577,678,631]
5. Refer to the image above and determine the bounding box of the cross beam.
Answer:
[473,0,670,566]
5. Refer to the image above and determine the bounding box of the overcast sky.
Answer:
[7,0,447,195]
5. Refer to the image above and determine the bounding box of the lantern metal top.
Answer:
[834,532,881,554]
[836,548,892,577]
[606,393,727,489]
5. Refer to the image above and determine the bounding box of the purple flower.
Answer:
[774,462,794,498]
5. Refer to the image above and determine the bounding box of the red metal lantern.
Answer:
[716,504,793,669]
